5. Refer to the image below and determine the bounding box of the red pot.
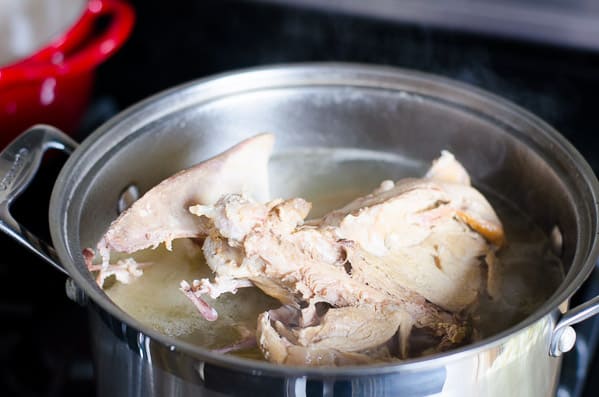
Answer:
[0,0,135,148]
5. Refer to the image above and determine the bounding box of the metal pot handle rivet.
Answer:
[118,184,140,213]
[554,326,576,355]
[0,125,79,275]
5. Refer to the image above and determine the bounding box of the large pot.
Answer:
[1,64,599,396]
[0,0,135,148]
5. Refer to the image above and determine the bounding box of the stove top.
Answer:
[1,1,598,396]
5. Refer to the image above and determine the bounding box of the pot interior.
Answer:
[51,64,599,365]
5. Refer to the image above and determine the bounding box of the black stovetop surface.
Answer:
[1,1,599,396]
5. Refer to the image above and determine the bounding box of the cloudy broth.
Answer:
[105,148,564,358]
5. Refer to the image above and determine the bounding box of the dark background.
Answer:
[1,0,599,396]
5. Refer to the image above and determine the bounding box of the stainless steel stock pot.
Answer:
[2,64,599,397]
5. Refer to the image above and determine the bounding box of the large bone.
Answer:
[95,133,274,264]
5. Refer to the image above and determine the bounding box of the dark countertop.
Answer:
[249,0,599,52]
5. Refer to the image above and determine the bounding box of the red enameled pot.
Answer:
[0,0,135,148]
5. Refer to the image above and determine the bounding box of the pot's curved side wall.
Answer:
[88,304,560,397]
[438,316,560,397]
[89,307,219,397]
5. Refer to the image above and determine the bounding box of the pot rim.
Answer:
[50,62,599,377]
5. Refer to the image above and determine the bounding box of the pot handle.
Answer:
[550,293,599,357]
[0,125,78,275]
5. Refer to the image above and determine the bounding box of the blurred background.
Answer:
[0,0,598,396]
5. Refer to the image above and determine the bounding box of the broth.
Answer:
[105,148,564,358]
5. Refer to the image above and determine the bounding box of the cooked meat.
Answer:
[185,192,472,361]
[424,150,471,185]
[87,134,273,284]
[87,136,503,366]
[98,134,272,261]
[257,305,403,365]
[321,159,504,312]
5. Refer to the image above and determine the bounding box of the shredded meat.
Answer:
[85,137,503,366]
